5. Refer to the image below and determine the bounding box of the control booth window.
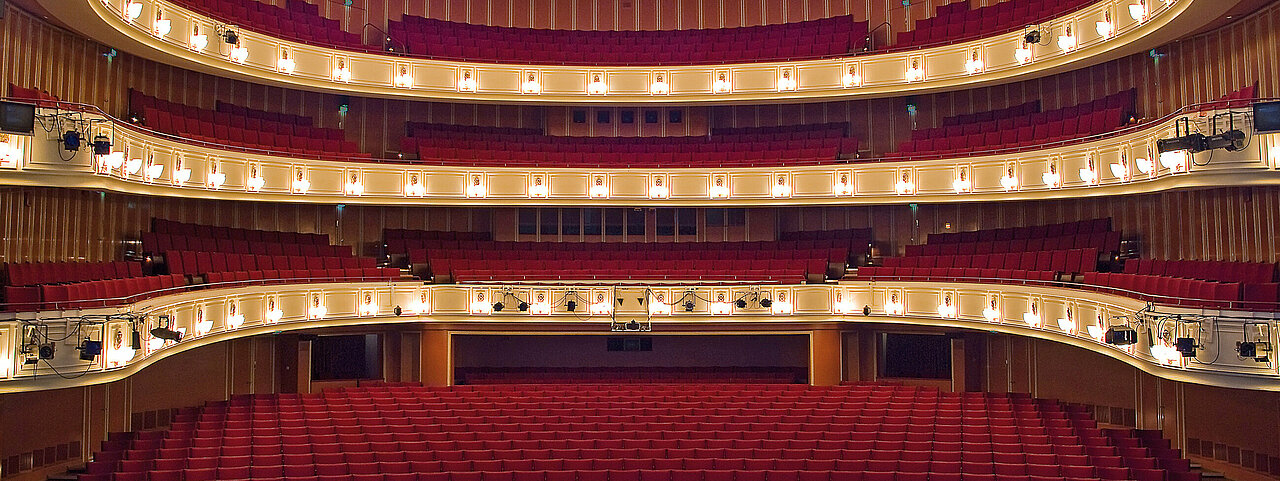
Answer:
[311,334,382,381]
[879,333,951,379]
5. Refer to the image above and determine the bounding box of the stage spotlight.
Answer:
[1236,341,1272,362]
[760,298,773,308]
[1202,129,1247,152]
[625,320,641,331]
[1023,29,1042,45]
[150,316,184,342]
[77,339,103,361]
[1104,326,1138,346]
[393,305,403,316]
[1174,337,1198,358]
[517,302,529,312]
[38,343,56,360]
[92,135,111,155]
[62,131,81,151]
[130,327,142,350]
[735,299,747,309]
[221,28,238,45]
[492,302,504,312]
[862,305,871,316]
[1156,134,1206,154]
[683,301,695,312]
[565,300,577,312]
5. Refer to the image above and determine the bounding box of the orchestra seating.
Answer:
[76,382,1202,481]
[389,16,867,65]
[885,90,1135,160]
[128,90,369,160]
[456,367,807,385]
[2,260,183,311]
[894,0,1094,48]
[169,0,363,49]
[1083,259,1279,310]
[401,123,858,168]
[405,240,850,283]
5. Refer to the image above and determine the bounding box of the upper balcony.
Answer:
[33,0,1240,103]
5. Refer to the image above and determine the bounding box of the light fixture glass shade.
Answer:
[1135,157,1154,174]
[229,46,248,63]
[208,171,226,189]
[246,175,265,192]
[1057,317,1076,332]
[1042,171,1061,188]
[1159,150,1187,171]
[278,57,296,74]
[1079,167,1097,184]
[1057,34,1077,51]
[125,156,143,175]
[964,58,984,74]
[1109,162,1130,180]
[226,313,245,329]
[154,18,171,36]
[649,80,669,95]
[522,79,541,94]
[895,180,915,195]
[587,79,608,95]
[172,166,190,184]
[344,181,364,196]
[1129,2,1148,21]
[1096,20,1115,38]
[1087,324,1107,341]
[1015,46,1033,64]
[292,178,311,193]
[332,67,352,82]
[983,306,1001,321]
[124,1,143,21]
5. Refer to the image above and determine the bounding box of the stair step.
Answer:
[1200,472,1227,479]
[47,475,79,481]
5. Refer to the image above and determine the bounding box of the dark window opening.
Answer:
[606,337,653,351]
[643,110,659,124]
[596,110,611,124]
[627,209,646,237]
[880,333,951,379]
[668,109,683,123]
[572,110,587,123]
[311,334,380,381]
[517,208,537,235]
[562,208,581,236]
[604,208,624,236]
[677,208,697,236]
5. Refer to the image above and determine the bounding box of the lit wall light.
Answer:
[587,72,608,95]
[1136,146,1155,175]
[457,68,477,92]
[278,49,296,74]
[1057,306,1076,333]
[529,292,552,315]
[1023,300,1042,328]
[469,291,492,314]
[225,300,244,329]
[710,292,733,315]
[842,64,861,88]
[648,175,669,199]
[983,296,1001,321]
[649,72,670,95]
[170,156,190,185]
[1269,143,1280,167]
[708,175,730,199]
[777,68,797,91]
[937,292,957,318]
[104,325,135,368]
[770,291,793,315]
[953,167,972,193]
[1079,155,1098,185]
[588,174,609,199]
[291,167,311,193]
[1057,24,1077,51]
[404,172,426,197]
[589,291,612,315]
[1015,41,1033,65]
[771,173,792,198]
[153,9,171,36]
[528,174,548,198]
[964,48,984,74]
[712,70,731,93]
[0,134,22,169]
[344,170,364,196]
[1110,152,1131,181]
[332,58,352,82]
[124,0,142,22]
[894,170,915,195]
[834,171,853,196]
[522,71,541,94]
[904,58,924,82]
[1096,10,1115,38]
[466,173,487,198]
[98,148,124,172]
[832,290,857,314]
[308,293,327,319]
[1130,1,1149,21]
[229,42,249,64]
[648,292,671,316]
[1150,340,1183,365]
[144,154,164,181]
[393,65,414,88]
[408,290,430,314]
[189,25,208,51]
[207,162,225,189]
[1042,162,1062,188]
[124,148,143,175]
[1159,149,1188,172]
[884,291,905,316]
[193,307,213,336]
[358,292,378,316]
[246,163,265,192]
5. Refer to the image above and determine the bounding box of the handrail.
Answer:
[6,96,1270,169]
[0,275,402,312]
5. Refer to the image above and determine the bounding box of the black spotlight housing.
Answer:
[759,298,773,308]
[492,302,504,312]
[1203,130,1247,152]
[130,328,142,350]
[222,29,239,44]
[1174,337,1198,357]
[38,343,56,359]
[517,302,529,312]
[735,299,747,309]
[62,131,81,151]
[1157,134,1207,154]
[150,326,183,342]
[683,301,695,312]
[92,135,111,156]
[565,300,577,312]
[1023,29,1041,45]
[625,320,641,331]
[1236,341,1272,362]
[862,305,872,316]
[1104,326,1138,346]
[78,339,103,361]
[393,305,403,316]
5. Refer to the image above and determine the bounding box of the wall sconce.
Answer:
[1023,298,1043,328]
[834,171,854,196]
[225,300,244,329]
[587,72,608,95]
[649,72,670,95]
[170,155,189,185]
[404,171,426,197]
[983,295,1001,321]
[408,290,430,315]
[770,290,793,315]
[953,167,972,193]
[344,169,364,196]
[278,48,296,74]
[904,57,924,82]
[588,174,609,199]
[884,290,904,316]
[264,295,282,323]
[228,41,249,64]
[393,65,414,88]
[1057,24,1077,51]
[291,166,310,194]
[648,174,669,199]
[1015,41,1033,64]
[521,71,541,94]
[528,174,548,198]
[1057,305,1077,333]
[964,48,984,74]
[466,173,487,198]
[1159,149,1188,172]
[469,290,493,314]
[207,161,225,189]
[894,170,915,195]
[332,58,352,83]
[710,291,733,315]
[842,63,861,88]
[937,292,957,318]
[457,68,477,92]
[1130,1,1149,22]
[1042,161,1062,188]
[124,146,143,175]
[0,134,23,169]
[141,154,162,181]
[192,306,213,336]
[708,174,730,199]
[189,24,208,52]
[776,67,797,91]
[648,292,671,316]
[153,9,171,36]
[712,70,731,93]
[1096,9,1115,38]
[770,173,792,198]
[1079,154,1098,185]
[529,291,552,315]
[589,291,612,315]
[1110,152,1131,181]
[246,163,265,192]
[124,0,142,22]
[358,291,378,316]
[832,289,857,314]
[307,293,327,319]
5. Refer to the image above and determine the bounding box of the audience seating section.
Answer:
[408,241,848,283]
[129,90,368,160]
[7,83,60,107]
[77,382,1202,481]
[895,0,1093,48]
[887,91,1135,160]
[402,123,857,168]
[777,229,875,262]
[1082,259,1278,310]
[164,250,398,284]
[906,219,1118,257]
[390,16,866,65]
[3,260,150,311]
[1199,83,1259,111]
[170,0,363,49]
[149,219,333,247]
[36,274,187,310]
[457,367,807,385]
[859,248,1099,283]
[384,229,494,255]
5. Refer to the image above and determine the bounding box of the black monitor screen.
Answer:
[0,101,35,135]
[1254,101,1280,134]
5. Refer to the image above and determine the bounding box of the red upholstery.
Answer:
[169,0,363,49]
[78,383,1199,481]
[904,219,1117,257]
[1083,259,1278,310]
[458,367,806,384]
[894,0,1094,48]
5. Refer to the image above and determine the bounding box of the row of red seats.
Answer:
[82,468,1177,481]
[152,219,331,245]
[389,16,866,65]
[904,233,1119,257]
[25,274,185,310]
[459,367,804,385]
[385,229,492,242]
[3,260,142,287]
[7,82,60,107]
[1196,83,1258,111]
[412,242,848,261]
[216,100,314,128]
[204,268,401,285]
[164,251,378,277]
[941,102,1041,128]
[143,232,354,258]
[172,0,364,50]
[132,91,338,141]
[449,268,809,284]
[866,248,1099,278]
[1121,259,1276,284]
[1081,272,1277,311]
[895,0,1092,48]
[923,219,1112,245]
[407,123,850,150]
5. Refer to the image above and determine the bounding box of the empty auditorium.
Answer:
[2,0,1279,481]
